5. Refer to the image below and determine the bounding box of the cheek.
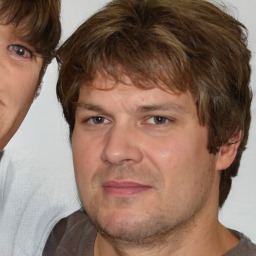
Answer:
[9,68,41,115]
[146,135,193,172]
[72,143,93,205]
[72,132,102,169]
[146,129,211,186]
[22,69,40,96]
[72,132,104,191]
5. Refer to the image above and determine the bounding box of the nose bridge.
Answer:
[101,122,143,165]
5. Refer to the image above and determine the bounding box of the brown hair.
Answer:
[56,0,252,207]
[0,0,61,80]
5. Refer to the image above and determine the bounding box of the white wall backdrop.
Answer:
[6,0,256,242]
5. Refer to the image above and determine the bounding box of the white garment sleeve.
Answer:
[0,149,80,256]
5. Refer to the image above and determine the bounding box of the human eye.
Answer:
[146,116,173,125]
[85,115,110,125]
[7,44,33,59]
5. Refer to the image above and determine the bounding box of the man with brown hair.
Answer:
[44,0,255,255]
[0,0,61,255]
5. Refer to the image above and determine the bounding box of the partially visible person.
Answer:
[0,1,65,255]
[0,0,60,149]
[44,0,255,255]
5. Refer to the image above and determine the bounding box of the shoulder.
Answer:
[48,208,95,242]
[224,230,256,256]
[43,209,97,256]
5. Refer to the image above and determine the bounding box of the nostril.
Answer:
[101,136,143,165]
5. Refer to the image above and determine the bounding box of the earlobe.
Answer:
[216,130,242,171]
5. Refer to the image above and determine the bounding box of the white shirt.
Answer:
[0,149,80,256]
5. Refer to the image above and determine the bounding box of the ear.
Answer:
[216,130,242,171]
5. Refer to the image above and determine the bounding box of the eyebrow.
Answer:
[77,102,186,114]
[136,103,186,114]
[77,103,105,112]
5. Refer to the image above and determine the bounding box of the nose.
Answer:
[101,124,143,166]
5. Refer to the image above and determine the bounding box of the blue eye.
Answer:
[87,116,109,125]
[7,45,33,59]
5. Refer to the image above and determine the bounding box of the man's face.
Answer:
[72,74,220,243]
[0,24,43,149]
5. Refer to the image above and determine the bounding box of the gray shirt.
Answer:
[43,209,256,256]
[224,230,256,256]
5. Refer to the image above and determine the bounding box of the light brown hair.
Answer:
[56,0,252,207]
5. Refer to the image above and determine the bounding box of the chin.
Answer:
[92,210,173,246]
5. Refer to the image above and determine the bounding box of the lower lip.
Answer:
[103,185,152,197]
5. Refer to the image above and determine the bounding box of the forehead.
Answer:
[0,23,16,37]
[89,71,135,90]
[78,73,195,114]
[82,69,188,93]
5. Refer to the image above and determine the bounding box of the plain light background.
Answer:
[6,0,256,242]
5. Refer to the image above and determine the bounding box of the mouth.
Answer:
[0,98,6,107]
[102,180,153,197]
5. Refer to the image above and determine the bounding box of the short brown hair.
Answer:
[0,0,61,76]
[56,0,252,208]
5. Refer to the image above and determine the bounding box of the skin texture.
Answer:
[0,24,43,149]
[72,74,240,256]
